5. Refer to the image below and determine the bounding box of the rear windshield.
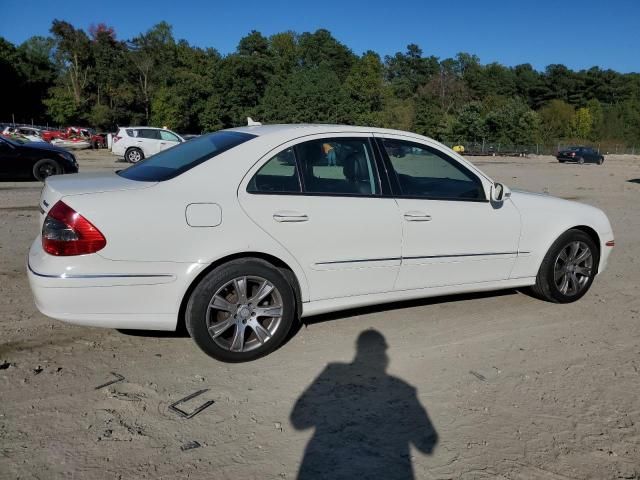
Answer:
[118,131,256,181]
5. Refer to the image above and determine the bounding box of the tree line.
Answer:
[2,20,640,147]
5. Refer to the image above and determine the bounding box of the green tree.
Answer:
[539,99,575,141]
[572,107,592,139]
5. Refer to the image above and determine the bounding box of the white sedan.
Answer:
[28,125,614,362]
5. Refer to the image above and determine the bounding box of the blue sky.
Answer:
[1,0,638,72]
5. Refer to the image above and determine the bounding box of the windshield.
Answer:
[117,131,256,182]
[0,136,23,146]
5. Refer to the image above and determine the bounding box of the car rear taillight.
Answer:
[42,201,106,256]
[113,135,121,143]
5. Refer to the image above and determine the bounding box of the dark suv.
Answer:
[557,146,604,165]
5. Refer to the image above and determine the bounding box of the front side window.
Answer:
[118,131,256,181]
[381,139,484,200]
[247,148,301,193]
[160,130,180,142]
[295,138,379,195]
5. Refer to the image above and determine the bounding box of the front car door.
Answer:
[238,134,402,301]
[159,130,181,152]
[375,135,521,290]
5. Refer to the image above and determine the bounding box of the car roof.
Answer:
[122,126,179,131]
[226,123,434,142]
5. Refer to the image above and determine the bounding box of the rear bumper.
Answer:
[27,239,206,331]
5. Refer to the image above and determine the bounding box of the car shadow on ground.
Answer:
[628,178,640,184]
[291,329,439,479]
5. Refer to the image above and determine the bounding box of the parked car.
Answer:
[557,146,604,165]
[28,125,614,362]
[2,126,42,142]
[40,129,65,143]
[111,126,184,163]
[66,127,106,149]
[0,135,78,181]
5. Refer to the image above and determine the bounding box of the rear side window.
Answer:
[118,131,256,181]
[248,148,301,193]
[138,129,161,140]
[296,138,380,196]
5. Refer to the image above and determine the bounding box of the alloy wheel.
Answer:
[38,163,55,179]
[205,276,283,353]
[553,241,593,296]
[128,150,142,163]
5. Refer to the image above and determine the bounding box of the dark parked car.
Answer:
[557,146,604,165]
[0,136,78,181]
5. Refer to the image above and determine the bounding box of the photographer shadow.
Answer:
[291,330,439,479]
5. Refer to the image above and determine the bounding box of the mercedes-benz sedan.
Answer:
[28,125,614,362]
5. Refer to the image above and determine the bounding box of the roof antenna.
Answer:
[247,117,262,126]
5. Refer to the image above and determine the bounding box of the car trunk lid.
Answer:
[39,172,156,224]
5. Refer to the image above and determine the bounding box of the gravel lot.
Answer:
[1,150,639,479]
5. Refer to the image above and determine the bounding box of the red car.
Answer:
[66,127,106,148]
[40,129,64,143]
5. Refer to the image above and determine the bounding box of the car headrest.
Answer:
[343,152,368,181]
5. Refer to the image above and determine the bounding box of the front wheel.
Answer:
[598,157,604,165]
[185,259,296,362]
[531,229,598,303]
[578,157,585,165]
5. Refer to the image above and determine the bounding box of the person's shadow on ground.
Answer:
[290,330,439,479]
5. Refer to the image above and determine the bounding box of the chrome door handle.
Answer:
[404,211,432,221]
[273,212,309,223]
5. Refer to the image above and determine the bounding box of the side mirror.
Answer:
[490,182,511,202]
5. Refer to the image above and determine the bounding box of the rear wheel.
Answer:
[185,259,296,362]
[32,158,61,181]
[578,157,585,165]
[531,229,598,303]
[125,147,144,163]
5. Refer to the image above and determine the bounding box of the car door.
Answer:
[0,138,23,178]
[375,136,521,290]
[159,130,181,152]
[238,134,402,301]
[134,129,161,157]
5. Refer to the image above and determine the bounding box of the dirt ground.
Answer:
[1,150,639,480]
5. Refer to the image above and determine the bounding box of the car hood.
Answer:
[510,189,613,234]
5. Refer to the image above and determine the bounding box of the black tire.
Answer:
[185,259,296,362]
[598,156,604,165]
[577,157,585,165]
[530,229,599,303]
[125,147,144,163]
[32,158,62,181]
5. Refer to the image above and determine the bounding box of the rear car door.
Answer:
[134,129,161,157]
[238,134,403,301]
[375,136,521,290]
